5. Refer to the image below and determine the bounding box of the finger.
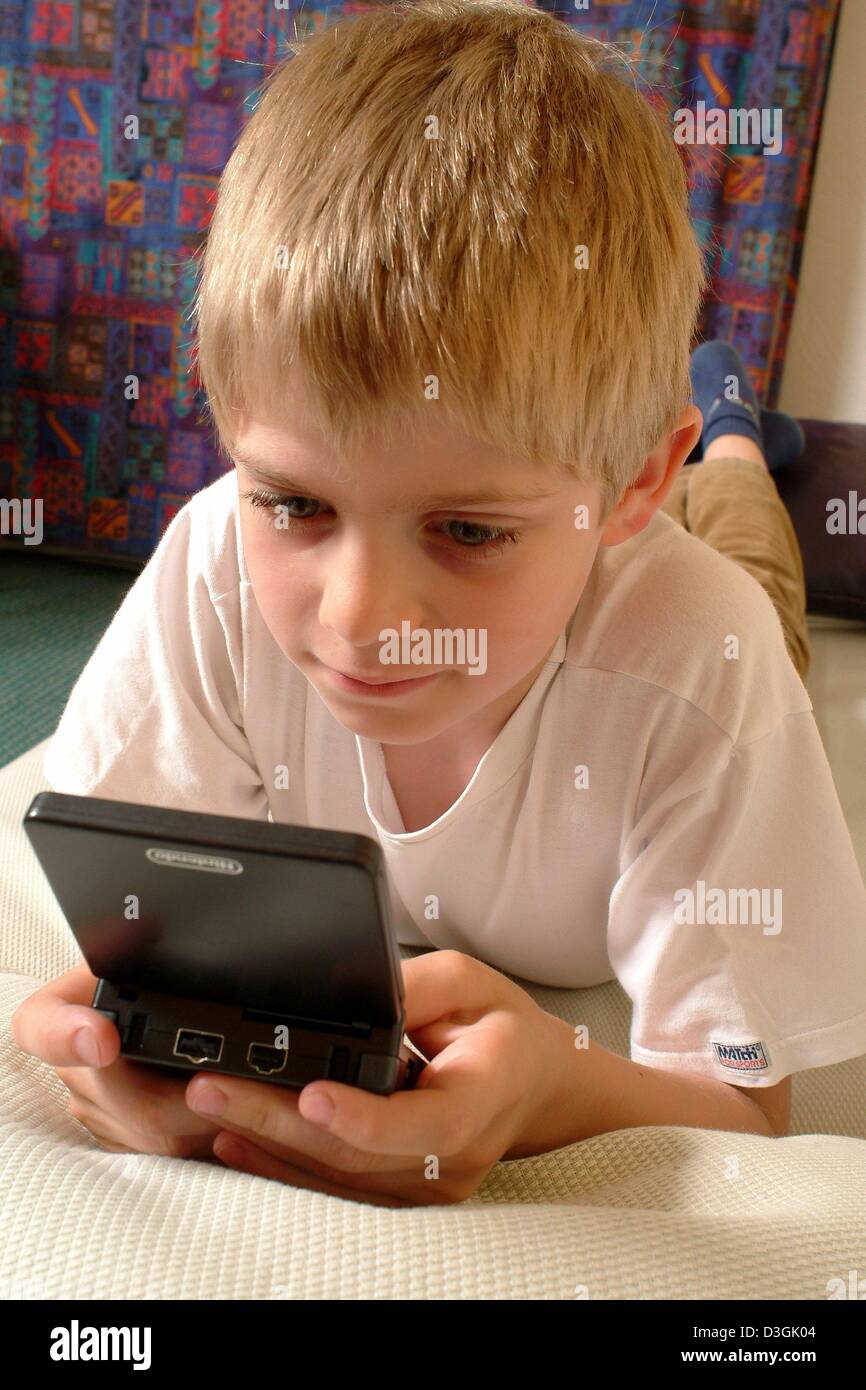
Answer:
[291,1030,511,1159]
[11,963,120,1069]
[68,1095,217,1160]
[60,1096,133,1153]
[186,1074,403,1174]
[58,1057,227,1139]
[79,1129,136,1155]
[400,950,504,1034]
[209,1112,405,1177]
[212,1133,413,1208]
[105,1063,229,1139]
[407,1019,466,1057]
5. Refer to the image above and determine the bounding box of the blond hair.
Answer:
[193,0,707,517]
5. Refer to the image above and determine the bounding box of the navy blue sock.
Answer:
[689,339,764,453]
[684,404,806,471]
[757,407,806,472]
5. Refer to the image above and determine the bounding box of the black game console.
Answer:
[23,792,426,1095]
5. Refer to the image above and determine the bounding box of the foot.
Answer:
[757,407,806,472]
[702,432,768,468]
[686,340,807,472]
[690,339,764,453]
[685,404,806,472]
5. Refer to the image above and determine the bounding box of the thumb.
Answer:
[400,949,500,1036]
[407,1018,466,1059]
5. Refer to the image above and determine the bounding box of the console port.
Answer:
[174,1029,224,1064]
[247,1042,288,1076]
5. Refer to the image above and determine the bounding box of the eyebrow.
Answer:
[232,453,559,511]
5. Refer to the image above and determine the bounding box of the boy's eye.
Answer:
[240,488,522,559]
[244,489,321,520]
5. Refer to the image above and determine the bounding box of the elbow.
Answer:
[730,1076,792,1138]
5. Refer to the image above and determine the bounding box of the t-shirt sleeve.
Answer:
[607,707,866,1087]
[42,492,270,821]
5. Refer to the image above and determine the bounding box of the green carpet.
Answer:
[0,553,138,768]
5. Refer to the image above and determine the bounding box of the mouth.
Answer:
[318,661,447,698]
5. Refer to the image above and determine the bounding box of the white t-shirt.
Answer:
[42,470,866,1088]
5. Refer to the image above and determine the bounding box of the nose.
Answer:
[317,531,426,651]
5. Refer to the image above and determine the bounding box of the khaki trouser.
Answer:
[659,455,811,681]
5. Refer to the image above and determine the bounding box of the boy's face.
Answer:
[233,385,694,751]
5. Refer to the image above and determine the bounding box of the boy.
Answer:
[12,0,866,1208]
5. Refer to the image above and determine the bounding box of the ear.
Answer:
[600,404,703,547]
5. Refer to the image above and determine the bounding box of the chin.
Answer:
[313,688,452,743]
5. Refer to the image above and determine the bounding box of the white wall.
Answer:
[779,0,866,423]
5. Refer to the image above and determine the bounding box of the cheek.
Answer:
[464,590,551,671]
[485,546,594,662]
[240,519,309,643]
[493,536,593,624]
[546,522,599,597]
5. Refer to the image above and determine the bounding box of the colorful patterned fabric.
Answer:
[0,0,841,562]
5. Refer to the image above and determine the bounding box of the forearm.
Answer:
[510,1013,774,1157]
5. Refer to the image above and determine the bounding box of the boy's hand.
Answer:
[10,962,222,1159]
[186,950,565,1206]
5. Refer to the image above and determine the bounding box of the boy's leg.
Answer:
[669,339,811,680]
[660,442,811,681]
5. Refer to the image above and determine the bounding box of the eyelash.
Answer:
[240,488,523,560]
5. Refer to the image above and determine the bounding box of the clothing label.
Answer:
[711,1040,770,1074]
